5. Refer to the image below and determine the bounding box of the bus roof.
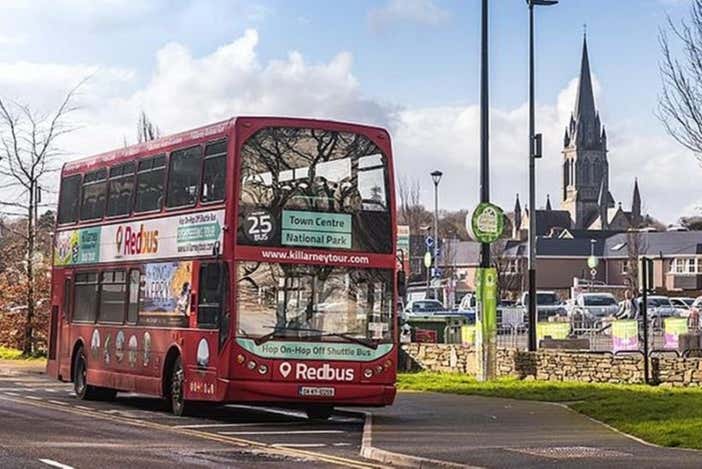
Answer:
[62,116,390,176]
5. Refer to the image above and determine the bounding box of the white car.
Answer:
[671,297,695,317]
[572,293,619,319]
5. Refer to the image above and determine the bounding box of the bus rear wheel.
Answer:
[305,406,334,420]
[169,356,186,417]
[73,348,101,400]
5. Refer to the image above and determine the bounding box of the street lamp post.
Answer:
[527,0,558,352]
[431,170,443,300]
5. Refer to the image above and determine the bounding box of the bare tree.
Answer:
[624,230,647,294]
[658,0,702,160]
[491,239,524,300]
[397,176,431,235]
[137,111,160,143]
[0,84,81,355]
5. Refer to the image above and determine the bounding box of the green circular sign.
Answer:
[468,203,505,244]
[587,256,599,269]
[423,251,432,268]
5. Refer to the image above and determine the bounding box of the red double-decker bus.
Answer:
[46,117,399,418]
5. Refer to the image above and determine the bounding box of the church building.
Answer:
[512,34,644,240]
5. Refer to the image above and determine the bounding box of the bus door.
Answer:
[190,262,230,399]
[47,271,73,380]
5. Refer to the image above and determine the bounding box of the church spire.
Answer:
[545,194,552,211]
[632,178,642,226]
[514,193,522,231]
[574,34,596,124]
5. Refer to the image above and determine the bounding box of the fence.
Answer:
[409,306,702,356]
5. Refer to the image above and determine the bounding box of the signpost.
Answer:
[640,257,654,384]
[468,202,504,381]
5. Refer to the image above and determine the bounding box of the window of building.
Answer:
[73,272,98,322]
[134,154,166,213]
[670,257,700,275]
[80,168,108,220]
[98,271,127,324]
[201,140,227,203]
[58,174,81,224]
[167,145,202,208]
[127,269,140,324]
[106,162,136,217]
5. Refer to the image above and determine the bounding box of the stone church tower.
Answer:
[561,35,614,228]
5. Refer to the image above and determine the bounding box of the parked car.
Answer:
[670,297,695,317]
[518,291,567,321]
[403,299,447,318]
[634,296,679,327]
[572,293,619,319]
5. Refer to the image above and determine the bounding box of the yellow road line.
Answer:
[0,395,380,469]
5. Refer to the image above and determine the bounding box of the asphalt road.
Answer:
[0,370,378,469]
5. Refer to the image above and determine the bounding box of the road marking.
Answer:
[0,394,380,469]
[3,392,20,397]
[48,400,68,406]
[334,443,352,447]
[219,430,346,435]
[173,422,307,429]
[228,404,308,419]
[74,405,93,411]
[39,459,74,469]
[44,388,57,393]
[26,395,42,400]
[272,443,327,448]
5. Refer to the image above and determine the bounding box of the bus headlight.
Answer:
[376,365,383,374]
[247,360,257,370]
[363,368,373,379]
[236,354,245,364]
[257,364,268,375]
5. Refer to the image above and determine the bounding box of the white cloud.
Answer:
[368,0,449,31]
[0,28,697,225]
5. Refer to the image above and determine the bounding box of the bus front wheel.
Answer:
[305,406,334,420]
[169,356,186,417]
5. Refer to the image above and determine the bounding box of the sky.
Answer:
[0,0,697,224]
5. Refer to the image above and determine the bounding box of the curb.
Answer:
[357,411,481,469]
[549,402,702,455]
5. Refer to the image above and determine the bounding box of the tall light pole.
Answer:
[527,0,558,352]
[479,0,490,270]
[431,170,443,300]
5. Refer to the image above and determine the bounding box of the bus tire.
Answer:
[305,406,334,420]
[73,347,101,400]
[169,356,186,417]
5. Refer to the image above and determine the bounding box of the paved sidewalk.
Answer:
[0,359,46,376]
[362,391,702,468]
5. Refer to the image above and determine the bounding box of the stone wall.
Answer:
[401,344,702,387]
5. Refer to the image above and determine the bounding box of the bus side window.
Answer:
[58,175,81,224]
[80,168,108,221]
[106,161,136,217]
[197,263,228,336]
[126,269,140,324]
[201,139,227,203]
[135,154,166,213]
[73,272,99,323]
[167,145,202,208]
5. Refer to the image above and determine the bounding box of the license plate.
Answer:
[299,386,335,397]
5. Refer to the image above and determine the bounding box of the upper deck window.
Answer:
[106,162,135,217]
[80,168,108,221]
[58,174,81,224]
[201,140,227,203]
[238,127,391,253]
[166,145,202,208]
[135,154,166,213]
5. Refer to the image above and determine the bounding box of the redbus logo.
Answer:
[279,362,354,381]
[116,224,159,256]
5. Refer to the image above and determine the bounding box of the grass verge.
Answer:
[0,346,45,361]
[398,372,702,450]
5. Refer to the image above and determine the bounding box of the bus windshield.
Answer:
[237,127,391,253]
[236,262,393,344]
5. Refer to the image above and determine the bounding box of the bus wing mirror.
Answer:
[397,270,406,299]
